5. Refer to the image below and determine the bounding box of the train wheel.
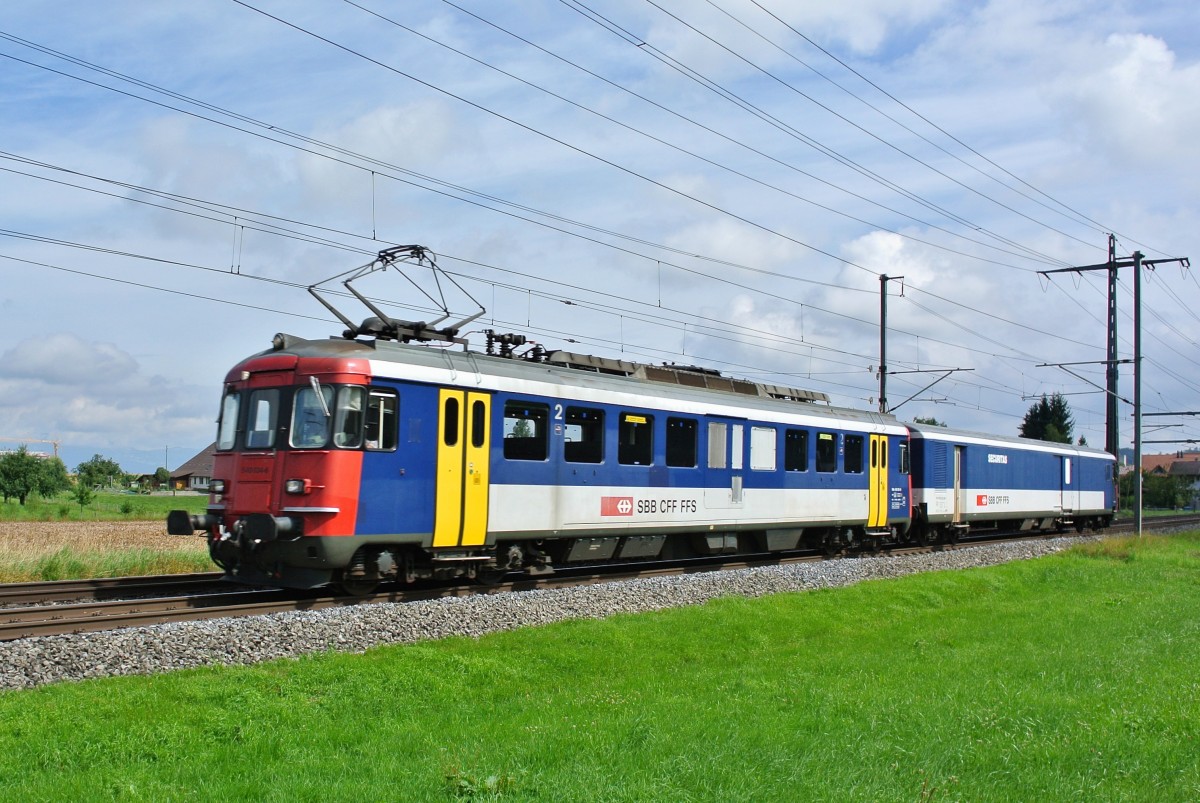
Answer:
[335,571,379,597]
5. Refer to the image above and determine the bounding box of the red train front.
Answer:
[168,335,399,591]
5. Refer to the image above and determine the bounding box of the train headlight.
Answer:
[210,479,226,494]
[285,479,311,495]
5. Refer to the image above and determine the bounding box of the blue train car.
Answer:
[171,334,912,591]
[908,423,1115,542]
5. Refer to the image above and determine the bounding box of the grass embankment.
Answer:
[0,492,213,582]
[2,533,1198,800]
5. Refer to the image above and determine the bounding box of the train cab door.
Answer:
[868,434,889,528]
[704,417,745,510]
[433,389,491,548]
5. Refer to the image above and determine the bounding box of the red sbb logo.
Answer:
[977,494,989,506]
[601,496,634,516]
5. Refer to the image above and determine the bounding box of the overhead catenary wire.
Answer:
[0,28,1116,369]
[0,8,1186,438]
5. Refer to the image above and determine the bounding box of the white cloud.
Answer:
[0,334,138,385]
[1052,33,1200,169]
[0,0,1196,466]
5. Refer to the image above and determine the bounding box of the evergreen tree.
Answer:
[1019,393,1074,443]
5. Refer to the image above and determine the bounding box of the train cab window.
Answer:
[619,412,654,465]
[291,384,334,449]
[365,389,398,451]
[816,432,837,473]
[666,417,697,467]
[245,389,281,450]
[564,406,604,464]
[333,387,364,449]
[784,429,808,471]
[216,390,239,451]
[844,435,864,473]
[504,402,549,461]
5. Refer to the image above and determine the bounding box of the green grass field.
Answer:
[1,532,1197,801]
[0,491,208,522]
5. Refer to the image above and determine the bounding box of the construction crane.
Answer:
[0,438,61,458]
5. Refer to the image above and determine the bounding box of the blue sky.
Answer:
[1,0,1197,473]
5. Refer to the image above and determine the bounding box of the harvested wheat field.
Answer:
[0,521,206,559]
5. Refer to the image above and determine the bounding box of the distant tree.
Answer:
[1119,470,1190,509]
[509,419,534,439]
[1078,435,1089,447]
[76,454,124,490]
[0,446,41,505]
[36,457,71,498]
[72,480,95,511]
[1019,393,1074,444]
[154,467,171,489]
[912,416,946,427]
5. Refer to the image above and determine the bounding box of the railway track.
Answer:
[3,514,1197,642]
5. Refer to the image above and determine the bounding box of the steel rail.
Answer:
[2,515,1197,642]
[0,572,226,606]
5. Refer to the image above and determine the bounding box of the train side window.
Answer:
[217,389,240,451]
[365,389,398,451]
[504,402,549,461]
[471,400,487,449]
[564,406,604,464]
[333,386,364,449]
[443,396,460,447]
[708,422,727,469]
[844,435,864,473]
[898,442,910,474]
[816,432,837,473]
[619,412,654,465]
[666,417,697,467]
[750,426,776,471]
[784,429,808,471]
[245,389,280,450]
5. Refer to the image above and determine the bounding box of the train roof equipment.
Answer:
[307,245,484,346]
[302,244,831,409]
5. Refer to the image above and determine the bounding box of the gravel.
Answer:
[0,537,1091,690]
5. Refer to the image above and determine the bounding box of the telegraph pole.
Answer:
[878,274,903,413]
[1039,240,1190,534]
[1105,235,1119,458]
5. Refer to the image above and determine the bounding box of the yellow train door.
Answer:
[868,434,889,528]
[433,389,491,548]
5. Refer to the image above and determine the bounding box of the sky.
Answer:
[1,0,1197,474]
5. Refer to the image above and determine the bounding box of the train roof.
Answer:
[907,421,1116,461]
[250,333,905,432]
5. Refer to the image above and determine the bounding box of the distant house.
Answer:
[1142,453,1178,475]
[171,443,216,492]
[1170,460,1200,509]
